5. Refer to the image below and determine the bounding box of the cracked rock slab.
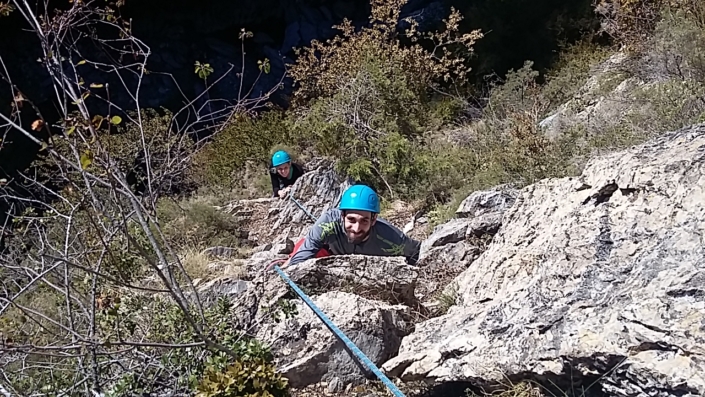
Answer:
[286,255,419,306]
[257,291,411,389]
[382,123,705,397]
[455,185,519,219]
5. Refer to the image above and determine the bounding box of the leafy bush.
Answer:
[157,195,245,251]
[285,0,481,196]
[291,57,427,195]
[288,0,482,106]
[647,3,705,81]
[98,294,289,396]
[584,2,705,145]
[192,109,291,189]
[594,0,702,46]
[196,358,288,397]
[38,108,196,197]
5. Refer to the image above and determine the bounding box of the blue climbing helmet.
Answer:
[271,150,291,167]
[339,185,380,214]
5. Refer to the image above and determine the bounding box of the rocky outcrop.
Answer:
[415,185,518,304]
[422,185,518,259]
[286,255,419,306]
[213,159,350,245]
[270,158,352,238]
[257,291,412,389]
[227,254,417,389]
[381,123,705,396]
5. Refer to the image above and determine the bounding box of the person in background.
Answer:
[269,150,305,199]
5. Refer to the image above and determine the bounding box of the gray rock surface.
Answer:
[271,158,352,238]
[382,123,705,396]
[229,254,417,389]
[455,184,519,219]
[415,241,481,302]
[196,278,251,306]
[257,291,412,389]
[287,255,419,306]
[419,218,471,259]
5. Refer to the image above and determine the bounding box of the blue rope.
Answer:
[289,195,317,222]
[272,265,407,397]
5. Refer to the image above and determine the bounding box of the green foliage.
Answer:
[291,56,428,195]
[580,3,705,149]
[195,357,288,397]
[156,195,245,251]
[192,110,291,189]
[594,0,703,46]
[100,294,289,396]
[0,1,14,17]
[288,0,481,106]
[280,0,481,196]
[648,3,705,81]
[195,61,215,80]
[541,40,615,109]
[38,108,195,196]
[626,79,705,135]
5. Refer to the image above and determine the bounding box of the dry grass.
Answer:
[178,247,249,282]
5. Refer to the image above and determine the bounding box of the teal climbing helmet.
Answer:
[271,150,291,167]
[339,185,380,213]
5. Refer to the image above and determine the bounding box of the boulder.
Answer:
[286,255,419,306]
[382,123,705,397]
[271,158,352,237]
[419,218,471,258]
[196,277,251,307]
[233,254,419,349]
[415,241,481,302]
[257,291,412,389]
[455,184,519,219]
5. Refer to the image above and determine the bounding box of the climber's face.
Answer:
[342,210,377,244]
[275,162,291,178]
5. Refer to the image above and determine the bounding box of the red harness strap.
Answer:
[289,237,331,259]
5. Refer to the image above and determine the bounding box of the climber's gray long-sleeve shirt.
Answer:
[288,208,421,267]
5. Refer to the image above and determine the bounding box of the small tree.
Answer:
[0,0,287,395]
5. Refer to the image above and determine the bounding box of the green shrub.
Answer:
[192,110,291,189]
[100,294,290,396]
[284,0,481,196]
[594,0,702,46]
[157,195,245,250]
[38,108,196,197]
[587,3,705,144]
[291,56,428,195]
[648,3,705,81]
[541,40,615,109]
[195,358,288,397]
[288,0,481,107]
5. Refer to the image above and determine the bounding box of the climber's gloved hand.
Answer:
[277,187,290,199]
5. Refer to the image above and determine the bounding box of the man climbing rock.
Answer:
[279,184,421,269]
[269,150,305,199]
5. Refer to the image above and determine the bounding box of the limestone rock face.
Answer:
[257,291,411,388]
[382,123,705,397]
[271,158,352,239]
[230,255,417,389]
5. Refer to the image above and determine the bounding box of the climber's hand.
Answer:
[278,187,290,199]
[267,258,288,271]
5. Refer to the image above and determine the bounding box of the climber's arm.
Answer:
[270,170,280,198]
[402,234,421,266]
[376,218,422,266]
[283,210,335,269]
